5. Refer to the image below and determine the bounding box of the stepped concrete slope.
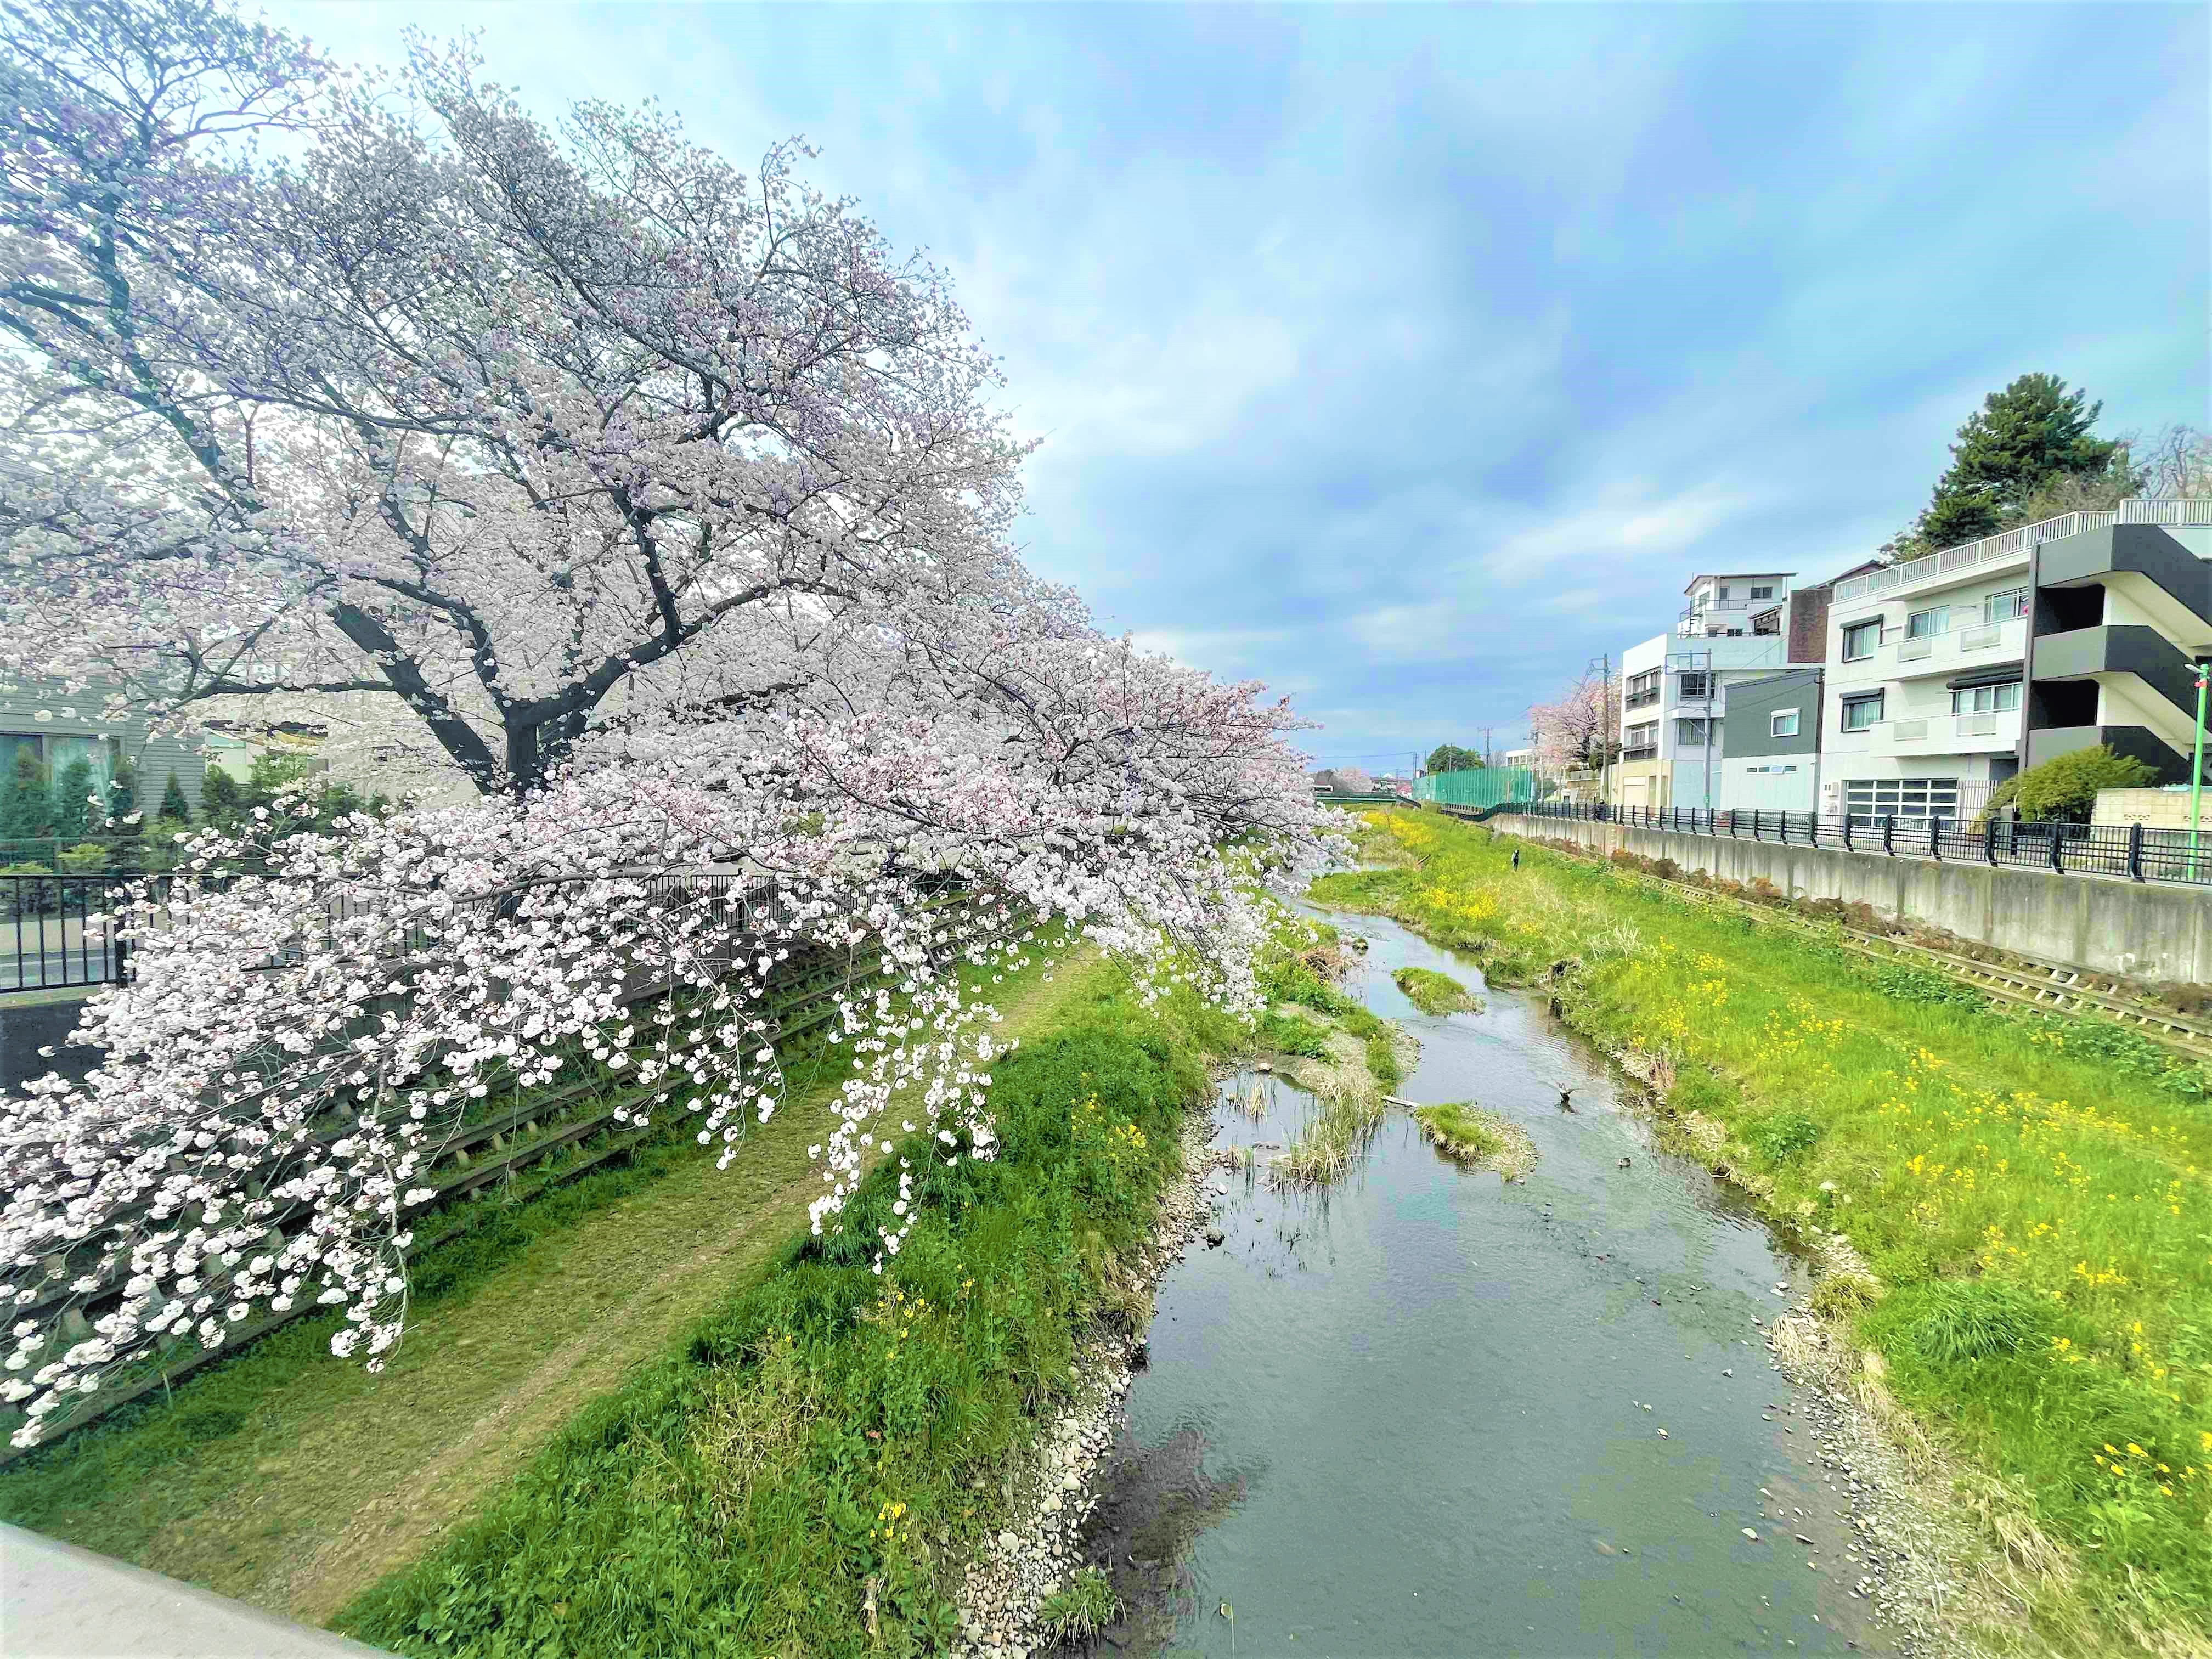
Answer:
[1,1522,393,1656]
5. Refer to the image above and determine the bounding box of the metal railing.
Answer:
[1480,798,2212,888]
[0,867,803,995]
[1832,500,2212,606]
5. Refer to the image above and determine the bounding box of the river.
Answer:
[1082,909,1900,1656]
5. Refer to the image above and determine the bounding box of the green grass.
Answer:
[1254,918,1401,1092]
[1392,965,1480,1016]
[1037,1565,1121,1643]
[1321,807,2212,1655]
[334,960,1243,1658]
[1409,1101,1499,1158]
[1257,1008,1332,1057]
[1409,1102,1534,1179]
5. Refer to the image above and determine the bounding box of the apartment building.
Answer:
[1822,501,2212,823]
[1612,572,1819,810]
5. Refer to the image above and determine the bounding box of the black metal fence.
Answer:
[0,868,843,994]
[1485,799,2212,888]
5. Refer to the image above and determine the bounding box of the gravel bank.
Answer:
[947,1090,1219,1659]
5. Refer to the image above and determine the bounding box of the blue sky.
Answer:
[264,2,2209,774]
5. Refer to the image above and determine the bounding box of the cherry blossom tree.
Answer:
[1527,665,1616,775]
[3,1,1035,796]
[0,1,1337,1447]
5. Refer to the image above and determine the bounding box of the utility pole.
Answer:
[2191,662,2208,879]
[1700,648,1715,814]
[1599,651,1612,807]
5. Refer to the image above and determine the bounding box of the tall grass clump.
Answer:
[1392,966,1481,1015]
[337,962,1238,1658]
[1408,1102,1535,1180]
[1313,808,2212,1652]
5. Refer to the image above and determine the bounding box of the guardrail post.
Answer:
[2051,823,2065,873]
[2129,820,2145,882]
[1752,810,1762,842]
[1843,814,1853,853]
[1883,814,1895,856]
[1929,814,1944,861]
[1984,813,1998,867]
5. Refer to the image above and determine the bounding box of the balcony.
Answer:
[1831,499,2211,606]
[1828,710,2021,755]
[1881,614,2027,679]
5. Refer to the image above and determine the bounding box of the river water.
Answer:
[1084,910,1898,1657]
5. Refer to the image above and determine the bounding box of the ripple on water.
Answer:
[1080,910,1898,1657]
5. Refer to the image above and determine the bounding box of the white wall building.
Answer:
[1821,557,2029,823]
[1822,501,2212,823]
[1612,572,1805,810]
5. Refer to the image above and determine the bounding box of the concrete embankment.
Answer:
[1488,810,2212,982]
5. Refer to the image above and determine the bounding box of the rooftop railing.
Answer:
[1833,500,2212,607]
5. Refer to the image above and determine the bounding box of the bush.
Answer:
[1980,745,2158,825]
[1258,1010,1331,1057]
[54,842,108,876]
[0,861,54,917]
[1745,1109,1821,1161]
[1872,964,1983,1007]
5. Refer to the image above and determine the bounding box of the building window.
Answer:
[1624,669,1660,708]
[1675,717,1709,746]
[1984,588,2028,624]
[1951,682,2021,714]
[1841,692,1884,731]
[1677,670,1711,701]
[1750,584,1775,600]
[1841,619,1881,661]
[1905,605,1949,640]
[1770,708,1800,738]
[1845,776,1960,823]
[1717,584,1731,601]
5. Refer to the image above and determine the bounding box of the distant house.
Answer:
[0,676,208,820]
[1308,766,1375,795]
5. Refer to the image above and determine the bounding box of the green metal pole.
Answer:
[2192,661,2209,881]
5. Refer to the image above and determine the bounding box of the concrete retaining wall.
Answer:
[1488,812,2212,983]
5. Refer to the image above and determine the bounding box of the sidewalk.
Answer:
[1,1523,392,1657]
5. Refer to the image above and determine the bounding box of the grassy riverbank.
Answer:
[1318,809,2212,1656]
[0,947,1077,1626]
[334,947,1261,1657]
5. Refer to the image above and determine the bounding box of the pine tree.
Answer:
[105,754,137,823]
[1916,374,2123,549]
[50,758,93,842]
[1,747,50,843]
[159,770,194,825]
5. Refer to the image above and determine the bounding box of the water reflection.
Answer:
[1075,911,1898,1657]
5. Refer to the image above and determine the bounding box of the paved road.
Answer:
[2,1523,393,1657]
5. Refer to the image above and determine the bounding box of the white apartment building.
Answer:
[1822,501,2212,825]
[1612,572,1808,810]
[1821,561,2029,823]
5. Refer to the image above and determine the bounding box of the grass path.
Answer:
[4,948,1089,1627]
